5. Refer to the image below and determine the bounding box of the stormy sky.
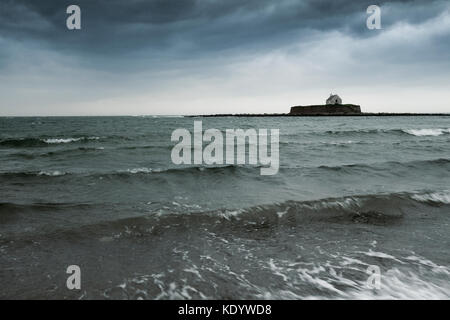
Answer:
[0,0,449,115]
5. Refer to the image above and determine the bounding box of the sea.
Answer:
[0,115,449,299]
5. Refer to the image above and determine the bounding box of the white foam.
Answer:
[268,259,290,282]
[127,167,154,174]
[412,191,450,204]
[183,265,204,280]
[403,128,450,136]
[218,210,242,220]
[342,268,450,300]
[276,208,289,218]
[405,255,450,275]
[126,167,166,174]
[359,249,403,263]
[341,256,368,266]
[310,197,360,211]
[44,138,81,144]
[38,170,66,176]
[43,136,100,144]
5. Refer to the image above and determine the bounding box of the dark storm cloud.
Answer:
[1,0,447,59]
[1,0,449,115]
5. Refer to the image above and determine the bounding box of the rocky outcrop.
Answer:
[290,104,361,115]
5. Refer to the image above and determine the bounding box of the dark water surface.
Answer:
[0,116,449,299]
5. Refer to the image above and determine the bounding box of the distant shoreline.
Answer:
[187,113,450,117]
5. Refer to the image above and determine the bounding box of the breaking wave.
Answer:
[43,137,100,144]
[0,136,100,147]
[37,170,67,177]
[320,128,450,137]
[411,191,450,204]
[3,190,449,237]
[403,128,450,136]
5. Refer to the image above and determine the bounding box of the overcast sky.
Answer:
[0,0,449,115]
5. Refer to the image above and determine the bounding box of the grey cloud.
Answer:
[1,0,449,116]
[1,0,447,59]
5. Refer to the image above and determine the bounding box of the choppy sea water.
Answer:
[0,116,449,299]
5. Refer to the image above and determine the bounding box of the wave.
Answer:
[37,170,67,177]
[2,127,448,149]
[1,157,449,180]
[403,128,450,137]
[122,164,254,175]
[43,137,100,144]
[169,190,448,222]
[0,170,71,178]
[3,190,448,232]
[0,202,95,214]
[0,164,252,180]
[0,138,47,147]
[315,158,450,173]
[0,136,100,147]
[281,140,370,147]
[126,167,160,174]
[0,202,98,225]
[411,191,450,204]
[7,147,105,159]
[319,128,450,137]
[324,128,387,135]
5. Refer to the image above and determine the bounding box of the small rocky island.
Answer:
[290,94,361,115]
[189,93,448,117]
